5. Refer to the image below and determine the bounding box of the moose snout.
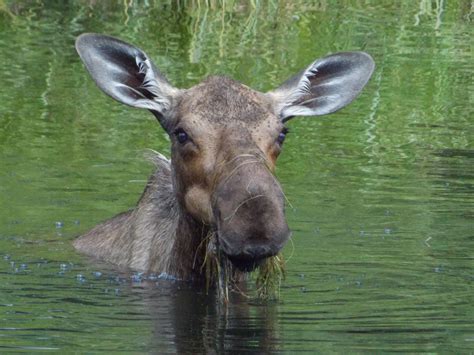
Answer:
[214,162,290,271]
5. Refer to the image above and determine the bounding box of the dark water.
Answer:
[0,1,473,352]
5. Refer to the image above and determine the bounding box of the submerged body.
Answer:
[73,34,374,286]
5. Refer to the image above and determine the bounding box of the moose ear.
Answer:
[268,52,375,121]
[75,33,181,125]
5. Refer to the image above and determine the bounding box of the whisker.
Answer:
[223,194,266,223]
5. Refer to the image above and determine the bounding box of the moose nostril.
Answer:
[244,245,270,258]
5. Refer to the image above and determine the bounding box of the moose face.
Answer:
[75,33,374,272]
[169,76,290,271]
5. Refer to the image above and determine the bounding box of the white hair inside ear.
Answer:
[75,33,182,126]
[267,52,375,121]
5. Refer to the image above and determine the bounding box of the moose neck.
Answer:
[74,153,243,284]
[171,206,210,280]
[159,163,211,280]
[137,157,212,280]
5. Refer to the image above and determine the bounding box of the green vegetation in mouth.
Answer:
[254,253,286,301]
[200,231,285,302]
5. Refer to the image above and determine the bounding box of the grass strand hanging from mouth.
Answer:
[254,253,286,300]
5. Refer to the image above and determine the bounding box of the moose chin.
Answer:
[73,33,374,289]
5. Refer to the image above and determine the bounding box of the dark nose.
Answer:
[243,244,272,258]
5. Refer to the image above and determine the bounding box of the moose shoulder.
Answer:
[73,33,374,282]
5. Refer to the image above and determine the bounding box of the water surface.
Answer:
[0,1,473,352]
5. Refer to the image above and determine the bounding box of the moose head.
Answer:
[75,34,374,276]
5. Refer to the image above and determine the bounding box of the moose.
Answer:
[74,34,374,286]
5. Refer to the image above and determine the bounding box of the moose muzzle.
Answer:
[213,157,290,271]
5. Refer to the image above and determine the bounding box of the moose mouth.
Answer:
[214,231,280,273]
[225,254,267,272]
[202,230,286,300]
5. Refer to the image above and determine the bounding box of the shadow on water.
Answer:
[139,284,281,353]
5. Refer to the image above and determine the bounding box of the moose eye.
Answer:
[277,128,289,145]
[174,128,189,144]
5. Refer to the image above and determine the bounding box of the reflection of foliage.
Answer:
[0,0,14,18]
[0,0,470,150]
